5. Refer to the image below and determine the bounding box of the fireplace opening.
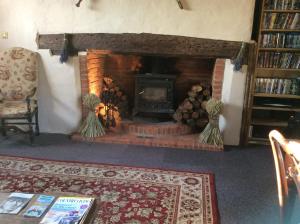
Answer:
[99,54,215,124]
[78,51,226,150]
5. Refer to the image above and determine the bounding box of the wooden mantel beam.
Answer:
[37,33,249,60]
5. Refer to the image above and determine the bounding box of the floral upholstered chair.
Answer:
[0,47,39,143]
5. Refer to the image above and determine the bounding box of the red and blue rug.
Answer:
[0,155,219,223]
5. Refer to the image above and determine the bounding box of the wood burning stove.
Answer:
[133,73,176,116]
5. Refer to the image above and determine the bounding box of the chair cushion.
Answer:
[0,48,38,101]
[0,101,37,117]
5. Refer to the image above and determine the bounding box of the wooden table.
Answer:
[286,140,300,196]
[0,192,97,224]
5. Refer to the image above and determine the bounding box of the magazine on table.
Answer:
[40,196,94,224]
[23,195,55,218]
[0,192,34,214]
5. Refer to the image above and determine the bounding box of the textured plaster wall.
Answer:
[0,0,255,144]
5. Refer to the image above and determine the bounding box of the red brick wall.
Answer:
[104,54,141,109]
[212,59,226,100]
[175,57,214,103]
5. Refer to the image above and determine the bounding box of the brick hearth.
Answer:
[72,132,223,151]
[74,51,226,151]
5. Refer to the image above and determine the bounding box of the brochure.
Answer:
[40,196,94,224]
[23,195,55,217]
[0,192,34,214]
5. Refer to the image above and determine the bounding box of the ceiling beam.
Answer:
[36,32,250,61]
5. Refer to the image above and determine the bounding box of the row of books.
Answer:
[257,52,300,68]
[0,192,94,224]
[255,78,300,95]
[260,33,300,48]
[264,0,300,10]
[263,13,300,29]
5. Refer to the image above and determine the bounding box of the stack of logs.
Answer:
[98,77,129,127]
[173,84,211,130]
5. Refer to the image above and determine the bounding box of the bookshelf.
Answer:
[245,0,300,145]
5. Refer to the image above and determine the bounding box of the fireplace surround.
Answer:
[42,32,249,151]
[73,50,226,151]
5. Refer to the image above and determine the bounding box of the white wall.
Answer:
[219,61,248,145]
[0,0,255,144]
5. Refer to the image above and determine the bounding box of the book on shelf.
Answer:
[258,52,300,68]
[255,77,300,95]
[23,195,55,218]
[0,193,34,214]
[264,0,300,10]
[263,13,300,30]
[260,33,300,49]
[40,196,94,224]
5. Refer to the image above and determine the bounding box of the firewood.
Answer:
[197,95,204,101]
[116,91,123,97]
[191,111,199,119]
[192,85,203,92]
[188,91,197,98]
[189,97,196,102]
[173,83,210,130]
[101,76,129,120]
[183,101,193,110]
[203,89,210,96]
[183,113,190,119]
[201,101,208,110]
[103,77,113,85]
[196,119,208,127]
[173,112,183,121]
[198,108,206,116]
[186,119,196,126]
[193,100,201,108]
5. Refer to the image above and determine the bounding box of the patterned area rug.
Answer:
[0,155,219,224]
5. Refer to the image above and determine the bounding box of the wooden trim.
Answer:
[256,68,300,77]
[252,106,300,112]
[253,93,300,99]
[36,33,249,60]
[263,9,300,12]
[261,29,300,32]
[240,42,257,146]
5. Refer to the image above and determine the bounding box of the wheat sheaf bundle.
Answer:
[79,93,106,138]
[199,98,223,146]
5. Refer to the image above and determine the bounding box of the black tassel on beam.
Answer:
[59,34,70,63]
[232,42,246,71]
[176,0,184,9]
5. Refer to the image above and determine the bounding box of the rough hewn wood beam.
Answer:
[37,33,249,60]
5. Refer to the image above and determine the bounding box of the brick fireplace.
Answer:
[72,49,225,151]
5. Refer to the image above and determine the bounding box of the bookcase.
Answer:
[246,0,300,144]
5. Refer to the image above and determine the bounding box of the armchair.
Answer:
[0,47,39,143]
[269,130,298,224]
